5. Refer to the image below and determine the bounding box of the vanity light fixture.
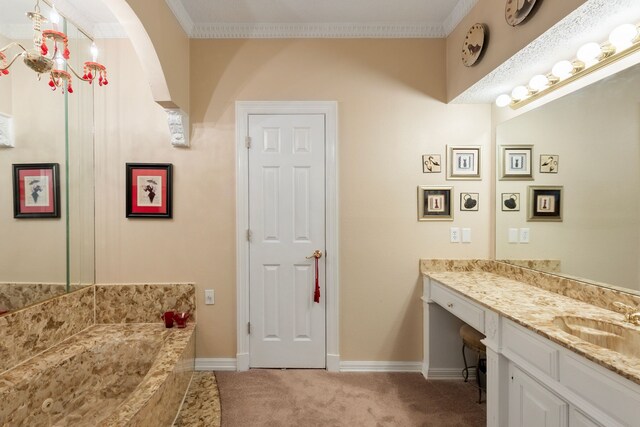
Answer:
[496,22,640,109]
[0,0,108,94]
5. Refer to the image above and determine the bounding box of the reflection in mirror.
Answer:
[0,0,95,315]
[496,60,640,296]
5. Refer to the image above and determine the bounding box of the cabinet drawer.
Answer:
[430,281,484,333]
[502,319,559,379]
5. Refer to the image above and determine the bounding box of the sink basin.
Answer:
[552,316,640,359]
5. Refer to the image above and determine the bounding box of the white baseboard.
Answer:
[326,353,340,372]
[195,358,237,371]
[340,361,422,373]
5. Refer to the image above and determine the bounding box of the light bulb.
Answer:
[551,60,574,79]
[50,4,61,26]
[90,42,99,62]
[511,86,529,101]
[576,42,602,66]
[55,52,64,68]
[495,94,512,107]
[529,74,549,92]
[609,24,638,51]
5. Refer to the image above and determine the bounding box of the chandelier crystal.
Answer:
[0,0,108,93]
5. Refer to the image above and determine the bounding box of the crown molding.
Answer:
[165,0,194,36]
[443,0,479,36]
[190,22,446,39]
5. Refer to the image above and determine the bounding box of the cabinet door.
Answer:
[570,408,602,427]
[509,364,569,427]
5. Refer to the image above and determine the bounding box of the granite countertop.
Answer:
[424,270,640,386]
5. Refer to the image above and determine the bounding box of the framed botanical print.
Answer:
[418,186,453,221]
[528,186,563,221]
[447,145,481,180]
[500,145,533,180]
[12,163,60,218]
[126,163,173,218]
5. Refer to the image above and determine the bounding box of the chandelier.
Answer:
[0,0,108,93]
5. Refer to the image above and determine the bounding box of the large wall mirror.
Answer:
[0,0,95,315]
[496,59,640,296]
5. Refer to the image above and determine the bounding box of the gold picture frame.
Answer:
[500,145,533,180]
[528,186,563,222]
[447,145,481,180]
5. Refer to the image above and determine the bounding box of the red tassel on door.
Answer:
[314,256,321,303]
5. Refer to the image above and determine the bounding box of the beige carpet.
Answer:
[216,370,485,426]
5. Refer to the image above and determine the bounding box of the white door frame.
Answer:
[235,101,339,371]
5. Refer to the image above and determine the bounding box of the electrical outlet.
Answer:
[450,227,461,243]
[205,289,215,305]
[519,228,530,244]
[508,228,519,243]
[462,228,471,243]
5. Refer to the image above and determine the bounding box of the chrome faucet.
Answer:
[613,302,640,326]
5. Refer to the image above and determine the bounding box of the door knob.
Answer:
[306,250,323,259]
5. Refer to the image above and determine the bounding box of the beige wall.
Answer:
[95,38,491,361]
[446,0,586,101]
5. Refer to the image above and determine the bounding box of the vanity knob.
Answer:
[447,303,454,308]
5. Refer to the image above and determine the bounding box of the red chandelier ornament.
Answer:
[0,0,108,93]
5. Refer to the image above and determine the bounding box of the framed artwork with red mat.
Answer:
[126,163,173,218]
[12,163,60,218]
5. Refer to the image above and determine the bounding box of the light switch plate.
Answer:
[462,228,471,243]
[519,228,530,243]
[450,227,461,243]
[508,228,519,243]
[205,289,215,305]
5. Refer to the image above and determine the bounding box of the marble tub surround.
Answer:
[0,323,195,426]
[100,324,195,426]
[95,283,196,324]
[424,269,640,386]
[0,285,94,374]
[174,372,221,427]
[420,259,640,311]
[0,282,67,313]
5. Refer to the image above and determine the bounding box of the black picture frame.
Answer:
[12,163,60,218]
[126,163,173,218]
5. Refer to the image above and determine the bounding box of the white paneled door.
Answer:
[248,114,326,368]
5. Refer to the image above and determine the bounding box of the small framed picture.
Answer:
[417,186,453,221]
[539,154,559,173]
[500,145,533,180]
[501,193,520,211]
[422,154,442,173]
[126,163,173,218]
[460,193,479,211]
[12,163,60,218]
[528,186,563,221]
[447,145,481,180]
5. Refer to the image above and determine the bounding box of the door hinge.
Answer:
[245,136,252,149]
[246,229,252,242]
[247,322,251,334]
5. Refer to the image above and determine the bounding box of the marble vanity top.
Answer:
[423,269,640,386]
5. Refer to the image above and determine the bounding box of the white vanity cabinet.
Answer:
[508,363,569,427]
[423,276,640,427]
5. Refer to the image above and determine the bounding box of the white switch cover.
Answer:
[519,228,530,244]
[462,228,472,243]
[508,228,519,243]
[205,289,215,305]
[450,227,461,243]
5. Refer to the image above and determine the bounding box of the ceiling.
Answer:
[0,0,477,39]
